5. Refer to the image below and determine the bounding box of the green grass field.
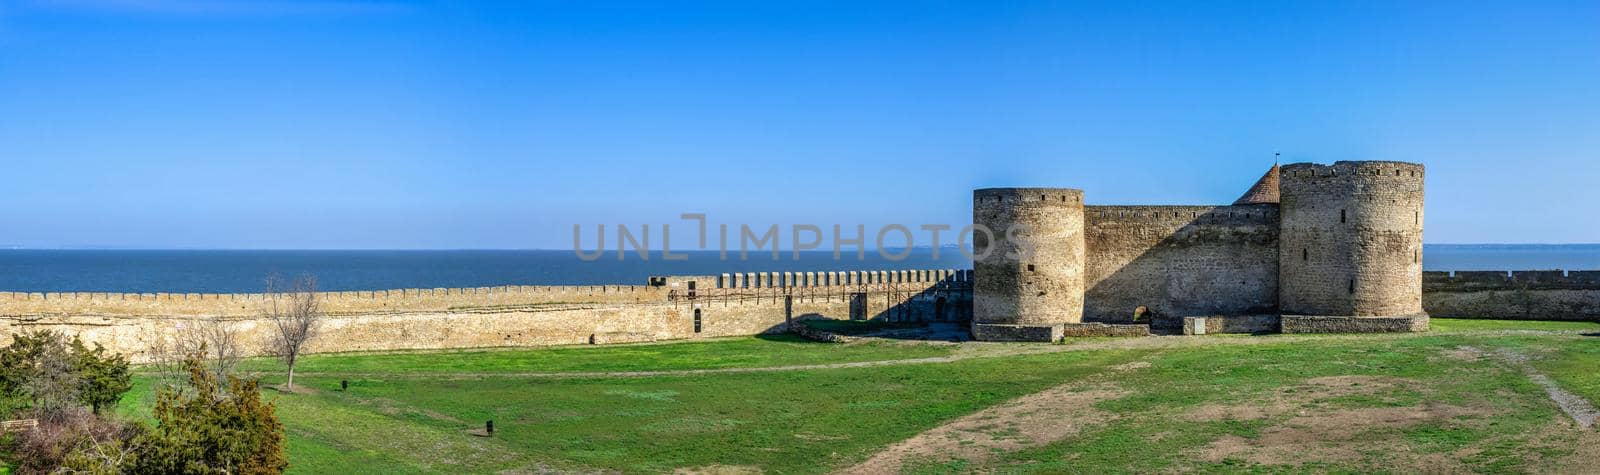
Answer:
[111,318,1600,474]
[231,334,956,375]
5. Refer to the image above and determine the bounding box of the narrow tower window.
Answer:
[1303,248,1308,261]
[1340,210,1347,223]
[693,309,702,333]
[1348,279,1355,294]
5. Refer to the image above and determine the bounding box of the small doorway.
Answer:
[935,297,947,321]
[849,293,868,320]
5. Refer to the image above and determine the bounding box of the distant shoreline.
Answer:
[0,246,1595,294]
[2,243,1597,251]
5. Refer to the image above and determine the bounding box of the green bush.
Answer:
[126,355,287,474]
[0,331,131,416]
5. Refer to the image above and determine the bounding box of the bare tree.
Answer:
[196,320,243,383]
[148,319,243,393]
[144,328,187,393]
[264,273,321,390]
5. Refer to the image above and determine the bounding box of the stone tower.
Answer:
[971,188,1086,339]
[1278,161,1426,317]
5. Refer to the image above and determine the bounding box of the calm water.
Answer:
[0,249,973,293]
[1421,244,1600,272]
[0,245,1593,293]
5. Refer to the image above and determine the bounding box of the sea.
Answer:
[0,244,1595,294]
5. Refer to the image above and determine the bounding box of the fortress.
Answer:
[969,160,1429,341]
[2,159,1597,358]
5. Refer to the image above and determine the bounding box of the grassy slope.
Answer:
[111,319,1599,474]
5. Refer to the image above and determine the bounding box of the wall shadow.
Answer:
[1083,205,1280,331]
[752,274,974,342]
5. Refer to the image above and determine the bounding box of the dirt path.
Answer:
[1470,346,1599,429]
[839,360,1152,473]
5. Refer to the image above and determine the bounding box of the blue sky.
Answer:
[1,0,1596,249]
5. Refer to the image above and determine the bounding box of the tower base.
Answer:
[972,322,1151,342]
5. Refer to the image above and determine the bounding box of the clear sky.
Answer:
[2,0,1596,249]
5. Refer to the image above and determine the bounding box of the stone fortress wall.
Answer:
[1424,270,1600,322]
[970,160,1598,339]
[971,160,1434,340]
[1082,204,1280,323]
[0,269,971,362]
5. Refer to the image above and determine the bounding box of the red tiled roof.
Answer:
[1233,164,1280,205]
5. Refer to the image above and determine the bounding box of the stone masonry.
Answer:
[970,161,1431,340]
[0,269,971,362]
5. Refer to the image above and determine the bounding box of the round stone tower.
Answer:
[971,188,1086,328]
[1278,161,1425,317]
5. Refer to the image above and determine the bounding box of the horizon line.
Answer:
[2,243,1598,252]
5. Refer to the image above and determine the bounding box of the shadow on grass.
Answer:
[799,319,927,336]
[753,333,827,343]
[773,318,973,342]
[1582,332,1600,337]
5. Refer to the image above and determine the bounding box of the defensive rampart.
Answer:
[1423,270,1600,322]
[0,268,971,362]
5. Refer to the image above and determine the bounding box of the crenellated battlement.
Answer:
[1424,269,1600,322]
[1280,161,1425,182]
[1086,204,1278,225]
[0,284,668,317]
[1424,270,1600,291]
[973,188,1083,206]
[691,268,969,289]
[0,268,971,319]
[0,284,658,302]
